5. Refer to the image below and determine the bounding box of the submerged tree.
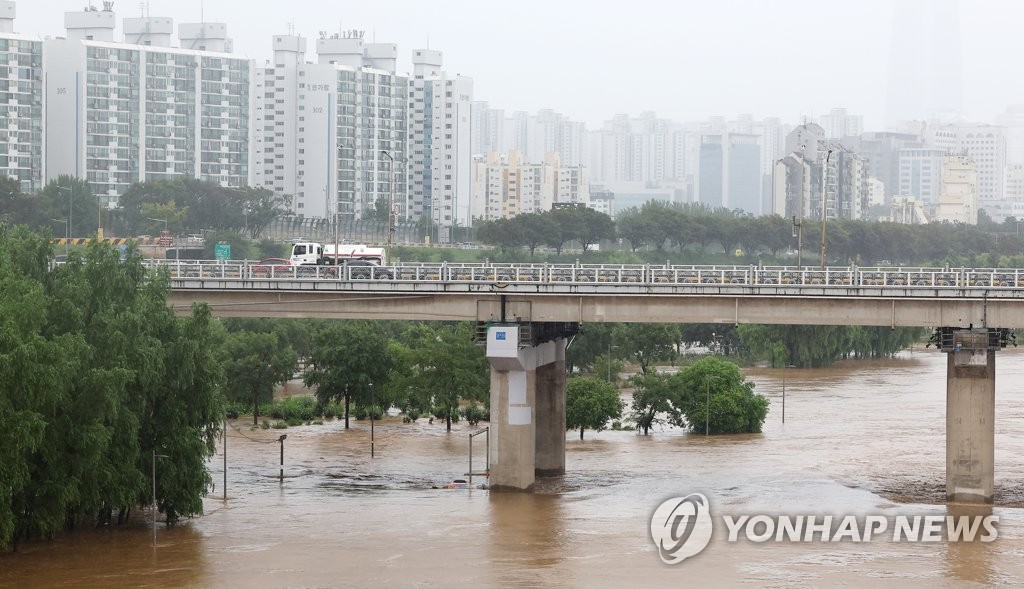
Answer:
[671,357,769,435]
[566,377,623,439]
[221,330,297,425]
[393,323,489,431]
[304,321,394,429]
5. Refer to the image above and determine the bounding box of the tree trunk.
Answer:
[446,409,452,432]
[580,428,584,440]
[253,392,259,426]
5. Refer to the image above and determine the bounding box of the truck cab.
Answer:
[290,242,324,265]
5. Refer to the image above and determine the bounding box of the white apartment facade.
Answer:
[408,49,473,241]
[0,1,42,193]
[43,8,254,203]
[253,33,408,221]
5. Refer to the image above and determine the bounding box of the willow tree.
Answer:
[0,226,224,549]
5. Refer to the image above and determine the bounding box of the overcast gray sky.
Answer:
[16,0,1024,129]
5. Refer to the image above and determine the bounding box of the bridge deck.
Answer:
[158,261,1024,327]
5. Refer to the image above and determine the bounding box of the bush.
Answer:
[461,403,487,426]
[431,405,460,423]
[353,404,384,421]
[271,421,288,429]
[322,401,341,419]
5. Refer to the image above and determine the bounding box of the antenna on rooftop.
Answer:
[287,21,295,36]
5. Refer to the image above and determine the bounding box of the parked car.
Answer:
[343,259,393,280]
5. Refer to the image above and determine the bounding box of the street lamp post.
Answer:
[96,194,103,239]
[152,450,168,547]
[51,218,68,255]
[369,383,375,458]
[380,150,396,263]
[820,149,833,271]
[278,434,287,484]
[782,363,796,424]
[57,186,72,241]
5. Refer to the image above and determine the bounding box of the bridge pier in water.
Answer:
[484,323,571,490]
[941,328,1002,503]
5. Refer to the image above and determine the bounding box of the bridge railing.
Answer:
[139,259,1024,289]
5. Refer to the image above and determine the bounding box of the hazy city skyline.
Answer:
[13,1,1024,130]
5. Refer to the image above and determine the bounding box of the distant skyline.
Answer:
[13,0,1024,129]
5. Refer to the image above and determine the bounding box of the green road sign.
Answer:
[215,242,231,262]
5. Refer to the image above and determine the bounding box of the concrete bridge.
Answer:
[159,260,1024,501]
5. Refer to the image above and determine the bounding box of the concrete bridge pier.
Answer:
[942,328,1000,503]
[485,324,568,490]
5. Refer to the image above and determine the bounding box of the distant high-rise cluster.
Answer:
[0,0,1018,228]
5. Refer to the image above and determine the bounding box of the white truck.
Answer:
[289,242,387,266]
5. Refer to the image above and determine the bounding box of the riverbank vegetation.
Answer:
[0,227,223,550]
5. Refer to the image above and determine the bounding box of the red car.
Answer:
[249,258,294,278]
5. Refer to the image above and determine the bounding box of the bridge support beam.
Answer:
[535,341,567,477]
[485,325,568,490]
[944,329,997,503]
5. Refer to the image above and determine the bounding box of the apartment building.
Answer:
[407,49,472,241]
[253,32,408,220]
[0,1,42,192]
[44,7,254,203]
[471,150,589,221]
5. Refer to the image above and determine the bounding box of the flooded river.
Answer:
[3,348,1024,588]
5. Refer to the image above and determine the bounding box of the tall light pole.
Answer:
[380,150,396,264]
[96,194,103,239]
[369,382,376,458]
[820,149,833,271]
[57,186,72,241]
[51,218,68,255]
[277,434,287,484]
[706,379,711,436]
[780,363,797,424]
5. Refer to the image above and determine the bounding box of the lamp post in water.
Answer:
[152,450,168,547]
[277,434,287,484]
[369,382,375,458]
[782,363,796,423]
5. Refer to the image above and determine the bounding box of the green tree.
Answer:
[612,323,680,375]
[394,323,489,431]
[221,331,297,425]
[671,357,768,435]
[0,227,225,548]
[629,372,680,435]
[304,321,395,428]
[565,377,623,439]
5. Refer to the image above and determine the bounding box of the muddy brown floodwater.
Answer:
[3,348,1024,588]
